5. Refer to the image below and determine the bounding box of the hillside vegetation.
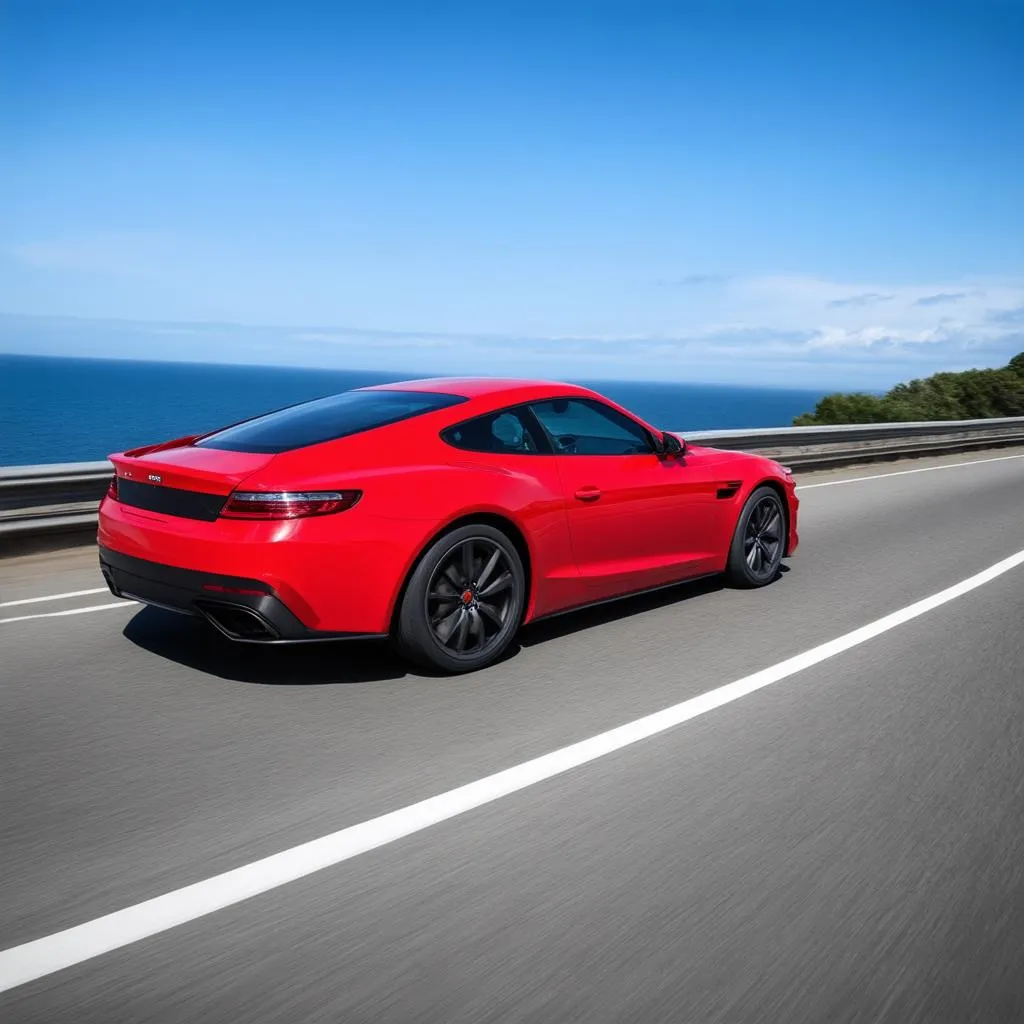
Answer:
[793,352,1024,426]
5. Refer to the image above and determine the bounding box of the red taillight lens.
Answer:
[106,476,119,500]
[219,490,361,520]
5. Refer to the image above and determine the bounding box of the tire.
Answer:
[394,523,526,674]
[725,486,786,588]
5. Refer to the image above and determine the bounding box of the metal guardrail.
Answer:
[684,416,1024,471]
[684,415,1024,448]
[2,416,1024,543]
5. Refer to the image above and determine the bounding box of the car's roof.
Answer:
[363,377,598,400]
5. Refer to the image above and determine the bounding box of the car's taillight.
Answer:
[106,476,119,500]
[219,490,361,520]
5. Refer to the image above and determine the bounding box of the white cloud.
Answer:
[681,273,1024,357]
[2,264,1022,387]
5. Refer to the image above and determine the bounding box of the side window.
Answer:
[441,408,542,454]
[529,398,653,456]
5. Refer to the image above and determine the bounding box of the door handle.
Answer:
[574,486,602,502]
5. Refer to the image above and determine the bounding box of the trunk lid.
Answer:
[110,437,276,521]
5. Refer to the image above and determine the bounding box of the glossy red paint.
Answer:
[98,378,798,639]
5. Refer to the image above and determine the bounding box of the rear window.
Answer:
[194,389,467,453]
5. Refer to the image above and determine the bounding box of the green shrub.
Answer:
[794,353,1024,424]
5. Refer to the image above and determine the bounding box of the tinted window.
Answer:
[195,389,467,453]
[530,398,653,455]
[442,408,543,454]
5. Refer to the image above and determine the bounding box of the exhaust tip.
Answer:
[194,601,279,641]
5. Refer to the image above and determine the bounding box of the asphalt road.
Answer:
[2,449,1024,1023]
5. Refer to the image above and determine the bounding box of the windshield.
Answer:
[194,389,467,454]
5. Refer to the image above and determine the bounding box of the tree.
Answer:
[793,353,1024,425]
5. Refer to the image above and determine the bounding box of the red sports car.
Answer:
[98,378,798,673]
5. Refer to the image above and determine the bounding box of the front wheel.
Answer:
[394,524,526,673]
[725,486,786,588]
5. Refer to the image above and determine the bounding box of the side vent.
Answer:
[716,481,742,500]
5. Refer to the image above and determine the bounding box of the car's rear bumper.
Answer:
[97,495,438,634]
[98,547,386,643]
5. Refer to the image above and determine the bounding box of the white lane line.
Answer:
[2,548,1022,994]
[0,588,110,609]
[0,602,135,625]
[798,452,1024,490]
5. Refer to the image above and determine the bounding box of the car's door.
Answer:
[527,397,722,600]
[438,404,590,618]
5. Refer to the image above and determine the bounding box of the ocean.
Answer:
[0,354,828,466]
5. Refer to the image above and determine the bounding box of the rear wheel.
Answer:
[394,524,526,673]
[725,486,786,588]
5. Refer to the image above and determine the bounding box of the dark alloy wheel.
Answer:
[395,523,526,673]
[725,486,786,588]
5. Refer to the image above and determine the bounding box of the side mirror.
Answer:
[661,432,686,456]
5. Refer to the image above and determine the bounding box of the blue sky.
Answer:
[2,0,1023,388]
